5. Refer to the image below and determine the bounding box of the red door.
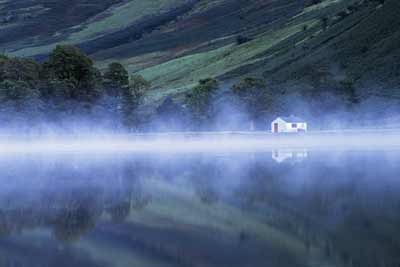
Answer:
[274,123,278,133]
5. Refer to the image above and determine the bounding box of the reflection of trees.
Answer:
[53,205,97,242]
[232,157,400,267]
[2,154,400,266]
[0,211,13,236]
[107,201,130,223]
[0,159,155,241]
[191,158,222,205]
[105,162,152,223]
[131,189,152,211]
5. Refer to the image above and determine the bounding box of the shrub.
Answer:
[130,74,151,95]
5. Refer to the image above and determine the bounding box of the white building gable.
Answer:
[271,116,307,133]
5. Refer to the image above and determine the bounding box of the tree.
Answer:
[187,78,219,127]
[0,80,43,126]
[155,96,187,131]
[121,74,150,129]
[340,79,359,104]
[103,62,129,96]
[130,74,151,94]
[42,45,101,102]
[232,77,272,128]
[53,206,96,242]
[156,97,182,116]
[0,57,41,84]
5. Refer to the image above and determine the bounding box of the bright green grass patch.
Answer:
[139,19,319,103]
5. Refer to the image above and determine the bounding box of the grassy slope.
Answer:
[7,0,191,57]
[131,0,354,104]
[3,0,399,109]
[249,0,400,99]
[138,19,319,103]
[67,0,189,43]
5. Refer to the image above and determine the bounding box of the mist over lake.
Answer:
[0,0,400,266]
[0,148,398,267]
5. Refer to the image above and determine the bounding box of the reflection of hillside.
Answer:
[235,156,400,267]
[0,153,400,266]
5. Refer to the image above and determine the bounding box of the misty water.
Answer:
[0,147,400,267]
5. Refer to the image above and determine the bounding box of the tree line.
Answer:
[0,45,274,132]
[0,45,150,131]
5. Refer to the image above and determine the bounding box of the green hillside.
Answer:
[1,0,399,128]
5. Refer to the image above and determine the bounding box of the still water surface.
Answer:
[0,150,399,267]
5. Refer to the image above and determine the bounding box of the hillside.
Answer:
[1,0,399,125]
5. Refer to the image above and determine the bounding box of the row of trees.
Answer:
[0,45,150,130]
[1,43,364,131]
[0,45,274,131]
[154,77,273,131]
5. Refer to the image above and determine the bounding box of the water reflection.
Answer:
[272,148,308,163]
[0,151,399,266]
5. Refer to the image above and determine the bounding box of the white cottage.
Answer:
[271,116,307,133]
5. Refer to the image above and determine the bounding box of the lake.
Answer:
[0,147,399,267]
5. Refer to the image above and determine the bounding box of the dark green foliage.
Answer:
[0,57,41,84]
[0,45,146,129]
[187,78,219,125]
[0,80,39,103]
[130,74,151,94]
[42,45,101,102]
[103,62,129,96]
[340,79,359,104]
[0,56,43,126]
[232,77,272,120]
[0,79,43,125]
[43,45,92,83]
[121,74,150,129]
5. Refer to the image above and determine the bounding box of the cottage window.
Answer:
[292,123,297,128]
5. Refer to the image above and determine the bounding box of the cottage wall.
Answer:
[271,118,287,133]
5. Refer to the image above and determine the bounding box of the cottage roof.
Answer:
[278,115,305,122]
